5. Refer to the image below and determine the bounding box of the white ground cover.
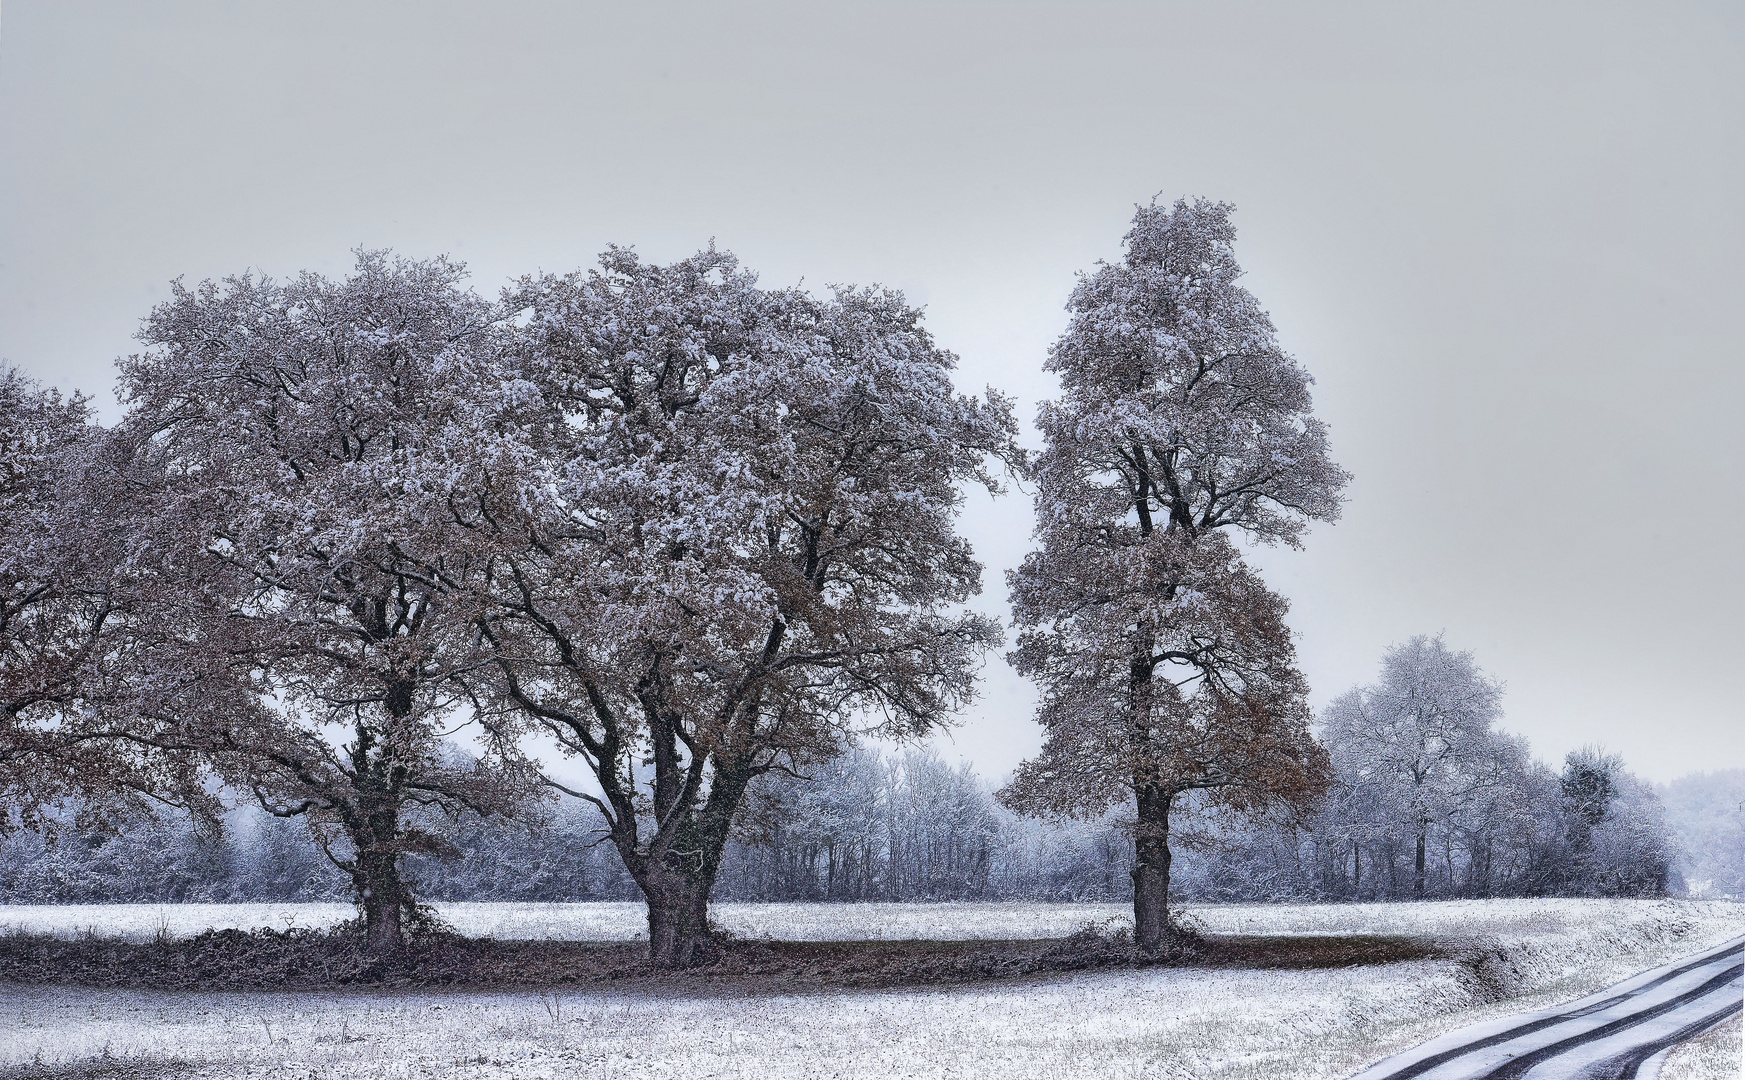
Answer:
[0,895,1722,944]
[1655,1014,1742,1080]
[1,899,1741,1080]
[0,900,1137,942]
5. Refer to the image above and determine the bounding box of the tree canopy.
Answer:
[1002,199,1346,951]
[475,246,1020,965]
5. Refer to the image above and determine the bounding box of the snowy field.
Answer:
[0,896,1721,945]
[2,899,1741,1080]
[0,900,1134,942]
[1658,1014,1743,1080]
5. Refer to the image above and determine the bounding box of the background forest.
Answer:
[6,745,1736,907]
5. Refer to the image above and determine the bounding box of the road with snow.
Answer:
[1351,935,1743,1080]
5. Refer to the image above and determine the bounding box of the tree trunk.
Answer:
[1132,785,1175,954]
[341,780,411,953]
[1414,827,1428,898]
[345,686,417,953]
[353,845,410,953]
[1352,840,1361,896]
[641,867,715,968]
[631,763,752,968]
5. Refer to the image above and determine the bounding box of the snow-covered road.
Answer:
[1350,936,1743,1080]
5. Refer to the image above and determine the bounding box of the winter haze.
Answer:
[0,1,1739,783]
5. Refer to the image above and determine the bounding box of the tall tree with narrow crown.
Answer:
[478,246,1020,968]
[1000,199,1347,952]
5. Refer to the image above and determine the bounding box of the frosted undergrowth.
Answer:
[1,899,1741,1080]
[1656,1014,1742,1080]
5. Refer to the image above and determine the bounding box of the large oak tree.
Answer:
[478,247,1019,967]
[115,253,534,949]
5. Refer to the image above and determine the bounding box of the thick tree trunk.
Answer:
[342,780,411,953]
[631,762,752,969]
[343,685,418,953]
[1352,840,1361,896]
[640,868,716,968]
[1125,622,1181,955]
[1414,828,1428,898]
[353,846,411,953]
[1132,785,1175,954]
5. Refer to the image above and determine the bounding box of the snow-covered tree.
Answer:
[1660,770,1745,898]
[1319,635,1519,896]
[721,746,891,900]
[0,365,210,831]
[478,247,1019,966]
[1548,747,1674,896]
[723,747,1001,901]
[113,252,535,950]
[1000,199,1346,951]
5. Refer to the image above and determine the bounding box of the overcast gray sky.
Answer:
[2,1,1739,784]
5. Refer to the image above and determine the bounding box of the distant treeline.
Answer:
[5,750,1736,906]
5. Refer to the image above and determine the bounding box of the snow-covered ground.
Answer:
[2,899,1741,1080]
[0,896,1725,945]
[1656,1014,1743,1080]
[0,899,1134,942]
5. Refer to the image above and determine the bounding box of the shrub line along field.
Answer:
[0,926,1447,994]
[1,899,1743,1079]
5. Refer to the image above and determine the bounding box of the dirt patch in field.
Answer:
[0,1058,197,1080]
[0,927,1445,992]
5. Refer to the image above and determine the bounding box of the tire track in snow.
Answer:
[1349,935,1744,1080]
[1590,993,1740,1080]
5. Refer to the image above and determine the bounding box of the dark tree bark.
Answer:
[620,764,752,968]
[351,844,409,952]
[328,702,418,953]
[640,870,714,967]
[1132,784,1175,953]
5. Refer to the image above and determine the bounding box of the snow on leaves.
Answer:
[1001,199,1344,950]
[464,246,1020,965]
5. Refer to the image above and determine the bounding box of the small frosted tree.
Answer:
[1553,747,1674,896]
[1000,199,1346,951]
[1319,635,1516,897]
[478,247,1019,966]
